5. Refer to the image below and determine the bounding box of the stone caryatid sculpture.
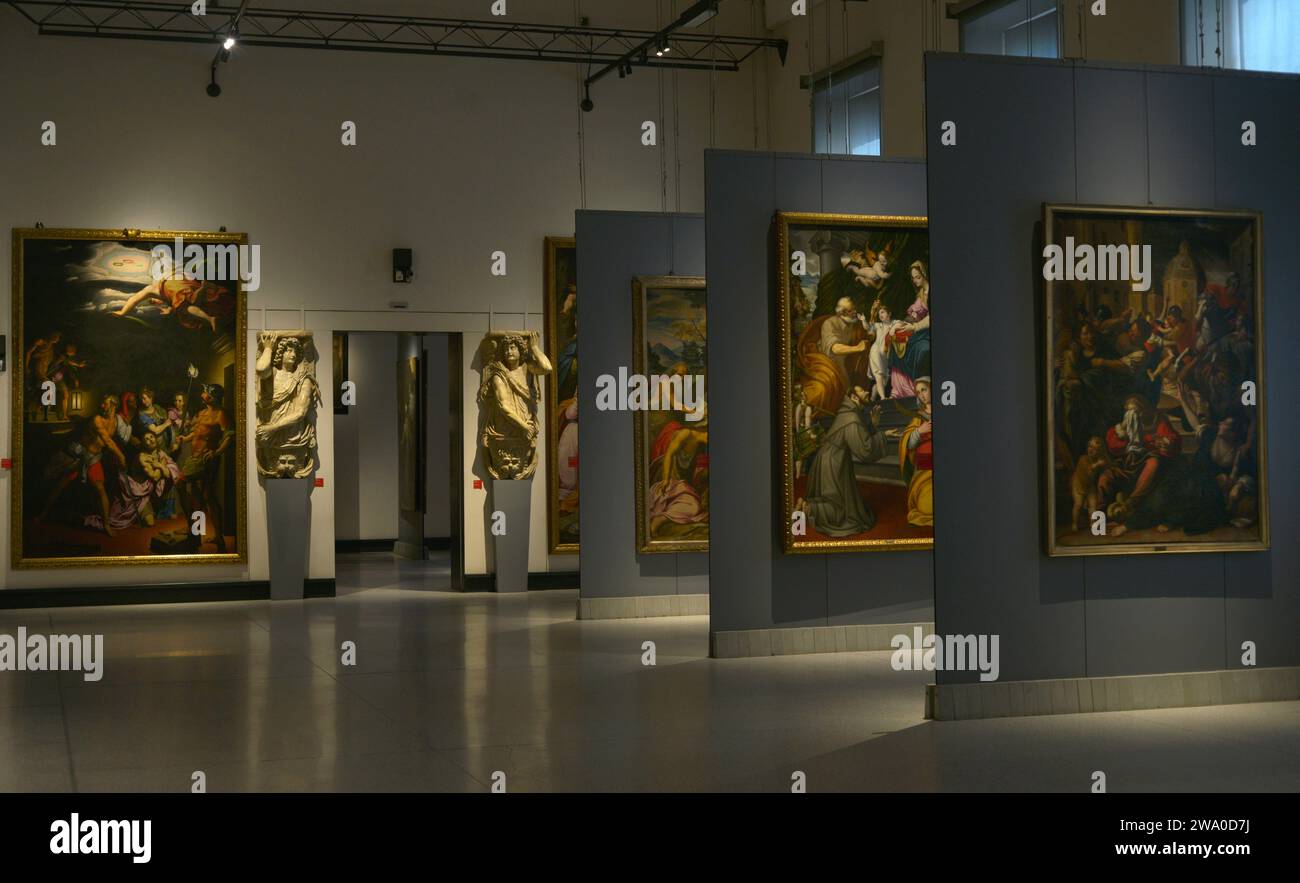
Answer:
[255,330,322,478]
[477,329,553,480]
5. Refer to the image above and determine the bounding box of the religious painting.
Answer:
[632,276,708,553]
[1043,204,1268,555]
[11,227,247,567]
[776,212,933,553]
[543,236,579,553]
[397,354,424,513]
[333,331,349,415]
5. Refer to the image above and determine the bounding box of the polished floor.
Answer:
[2,551,1298,792]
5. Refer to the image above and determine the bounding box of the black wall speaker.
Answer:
[393,248,413,283]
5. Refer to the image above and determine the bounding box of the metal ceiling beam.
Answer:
[3,1,787,73]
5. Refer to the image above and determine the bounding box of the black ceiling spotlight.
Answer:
[205,0,250,98]
[580,86,594,113]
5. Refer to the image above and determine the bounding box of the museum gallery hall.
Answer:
[0,0,1297,862]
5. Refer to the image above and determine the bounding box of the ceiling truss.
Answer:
[3,1,787,74]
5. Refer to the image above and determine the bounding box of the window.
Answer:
[1181,0,1300,73]
[810,59,881,156]
[958,0,1060,59]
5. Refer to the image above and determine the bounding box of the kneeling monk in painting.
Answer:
[796,386,889,537]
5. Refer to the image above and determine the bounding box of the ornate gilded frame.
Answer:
[631,275,709,554]
[1042,203,1269,556]
[542,235,578,553]
[776,211,933,554]
[11,226,249,569]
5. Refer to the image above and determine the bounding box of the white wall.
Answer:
[0,0,769,586]
[333,332,399,541]
[424,333,451,540]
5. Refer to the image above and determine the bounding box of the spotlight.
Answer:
[206,69,221,98]
[223,30,237,51]
[581,94,594,112]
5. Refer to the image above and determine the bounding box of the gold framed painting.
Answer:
[542,235,579,553]
[776,211,933,554]
[1043,204,1268,556]
[632,276,708,554]
[11,227,248,568]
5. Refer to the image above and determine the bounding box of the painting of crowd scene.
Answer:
[1044,206,1268,555]
[777,212,933,553]
[13,229,246,567]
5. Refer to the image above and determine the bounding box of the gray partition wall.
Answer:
[924,53,1300,686]
[575,211,709,619]
[703,150,934,655]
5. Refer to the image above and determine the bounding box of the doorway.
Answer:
[332,330,463,593]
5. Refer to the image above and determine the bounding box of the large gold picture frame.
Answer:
[776,211,933,554]
[11,227,248,568]
[1043,204,1269,556]
[542,235,579,553]
[632,275,709,554]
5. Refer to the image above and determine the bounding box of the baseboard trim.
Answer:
[336,537,451,553]
[463,571,579,592]
[711,622,934,658]
[578,593,709,620]
[925,666,1300,721]
[392,540,425,560]
[0,578,337,610]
